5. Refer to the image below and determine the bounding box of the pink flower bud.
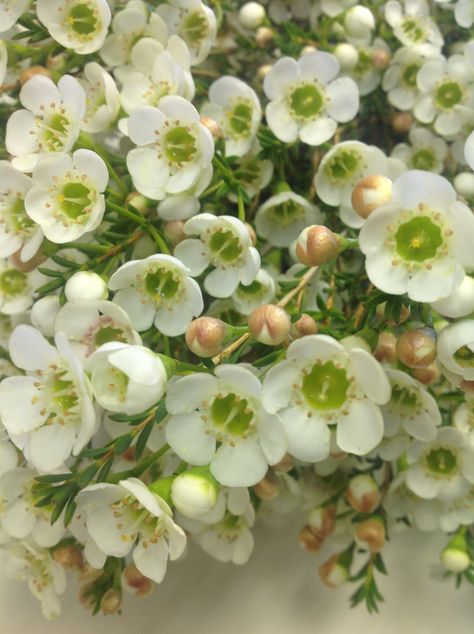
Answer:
[185,317,228,357]
[346,474,381,513]
[296,225,340,266]
[248,304,291,345]
[397,327,437,368]
[352,175,392,219]
[355,517,385,553]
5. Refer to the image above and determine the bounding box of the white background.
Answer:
[1,522,473,634]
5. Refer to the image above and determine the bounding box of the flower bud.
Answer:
[78,583,96,610]
[411,362,440,386]
[31,295,61,337]
[185,316,228,357]
[355,517,385,553]
[20,65,51,86]
[460,380,474,393]
[248,304,291,345]
[390,112,413,134]
[200,116,223,139]
[123,563,154,597]
[319,554,349,588]
[346,474,381,513]
[397,327,437,368]
[52,545,83,569]
[253,469,279,500]
[352,175,392,219]
[100,588,122,615]
[238,2,266,29]
[171,466,219,519]
[257,64,272,80]
[271,452,294,473]
[301,45,317,56]
[441,533,470,573]
[371,48,391,70]
[291,313,318,339]
[344,6,375,38]
[126,191,149,214]
[65,271,108,302]
[255,26,274,47]
[163,220,186,246]
[374,331,398,363]
[333,43,358,71]
[245,222,257,246]
[79,564,103,584]
[308,505,336,539]
[454,172,474,198]
[299,524,323,552]
[295,225,340,267]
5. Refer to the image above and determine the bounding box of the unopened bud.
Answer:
[185,316,228,357]
[352,175,392,219]
[411,362,440,386]
[334,43,358,71]
[248,304,291,345]
[454,172,474,198]
[31,295,61,337]
[52,545,83,569]
[374,331,398,363]
[11,247,46,272]
[271,452,294,473]
[164,220,186,246]
[258,64,272,80]
[255,26,274,47]
[123,563,154,597]
[344,6,375,38]
[200,116,223,139]
[171,466,219,519]
[295,225,340,267]
[65,271,108,302]
[78,583,96,610]
[390,112,413,134]
[441,533,470,573]
[79,564,103,584]
[299,524,324,552]
[20,66,50,86]
[371,48,391,70]
[346,474,381,513]
[245,222,257,246]
[100,588,122,615]
[355,517,385,553]
[301,45,317,56]
[291,314,318,339]
[308,505,336,539]
[319,554,349,588]
[126,191,149,214]
[397,327,437,368]
[238,2,266,29]
[253,469,279,500]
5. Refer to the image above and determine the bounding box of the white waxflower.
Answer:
[76,478,186,583]
[36,0,111,55]
[261,334,391,461]
[437,320,474,386]
[156,0,217,66]
[382,44,442,111]
[0,162,43,262]
[384,0,443,48]
[86,342,167,415]
[359,171,474,303]
[0,325,96,472]
[342,38,390,97]
[255,188,322,248]
[118,36,194,114]
[126,98,214,200]
[0,468,65,547]
[415,52,474,137]
[201,77,261,158]
[175,213,261,298]
[24,150,108,243]
[5,75,86,173]
[391,126,447,173]
[78,62,120,133]
[455,0,474,27]
[0,0,30,33]
[55,299,141,363]
[405,427,474,501]
[100,0,168,68]
[228,144,274,201]
[231,268,276,316]
[165,365,287,487]
[263,51,359,145]
[0,259,38,315]
[3,540,66,619]
[198,507,255,565]
[109,253,203,335]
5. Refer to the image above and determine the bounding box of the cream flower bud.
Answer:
[253,469,279,500]
[31,295,61,337]
[397,327,437,368]
[257,64,272,80]
[374,331,398,363]
[65,271,108,302]
[164,220,187,247]
[248,304,291,345]
[123,563,154,597]
[291,314,318,339]
[334,43,359,71]
[454,172,474,198]
[185,316,228,357]
[301,45,317,56]
[299,525,323,552]
[390,112,413,134]
[171,466,219,519]
[352,175,393,219]
[344,6,375,38]
[200,116,223,140]
[20,66,51,86]
[126,191,149,214]
[52,545,83,569]
[100,589,122,615]
[295,225,340,267]
[308,505,336,539]
[355,517,385,553]
[255,26,274,48]
[441,533,470,573]
[319,554,349,588]
[346,474,381,513]
[239,2,266,29]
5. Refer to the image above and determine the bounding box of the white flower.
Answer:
[3,539,66,619]
[109,253,203,335]
[437,320,474,386]
[201,77,261,157]
[405,427,474,501]
[415,52,474,136]
[431,276,474,318]
[342,38,390,97]
[261,334,391,461]
[175,213,261,298]
[5,75,86,173]
[391,126,447,173]
[0,325,96,472]
[156,0,217,66]
[0,468,65,547]
[76,477,186,583]
[0,259,38,315]
[36,0,111,55]
[165,365,287,487]
[24,150,108,243]
[78,62,120,133]
[385,0,443,48]
[359,171,474,302]
[455,0,474,27]
[0,0,30,33]
[126,98,214,200]
[86,342,167,415]
[255,188,322,247]
[232,268,276,316]
[263,51,359,145]
[227,144,274,200]
[55,299,141,362]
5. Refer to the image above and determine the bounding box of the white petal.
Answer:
[204,267,240,298]
[166,373,217,414]
[133,538,169,583]
[261,361,300,414]
[336,399,384,455]
[349,348,391,404]
[165,413,216,464]
[210,439,268,486]
[26,424,76,472]
[265,100,298,143]
[299,117,337,145]
[365,248,409,295]
[280,406,330,462]
[326,78,359,122]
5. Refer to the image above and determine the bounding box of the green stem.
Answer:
[237,190,246,223]
[146,223,170,255]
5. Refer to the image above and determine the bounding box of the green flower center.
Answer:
[289,84,324,119]
[182,10,208,45]
[40,112,70,151]
[400,18,426,43]
[435,81,463,110]
[228,101,253,137]
[144,268,181,303]
[267,198,305,227]
[324,149,361,183]
[8,196,34,234]
[236,279,263,297]
[211,393,254,436]
[67,3,98,37]
[354,50,372,77]
[58,181,93,221]
[391,384,418,411]
[209,229,242,263]
[454,345,474,368]
[395,216,443,262]
[0,269,27,296]
[410,149,436,171]
[234,158,261,186]
[94,326,127,347]
[402,63,420,88]
[302,361,350,411]
[425,447,458,475]
[50,370,78,414]
[164,126,197,165]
